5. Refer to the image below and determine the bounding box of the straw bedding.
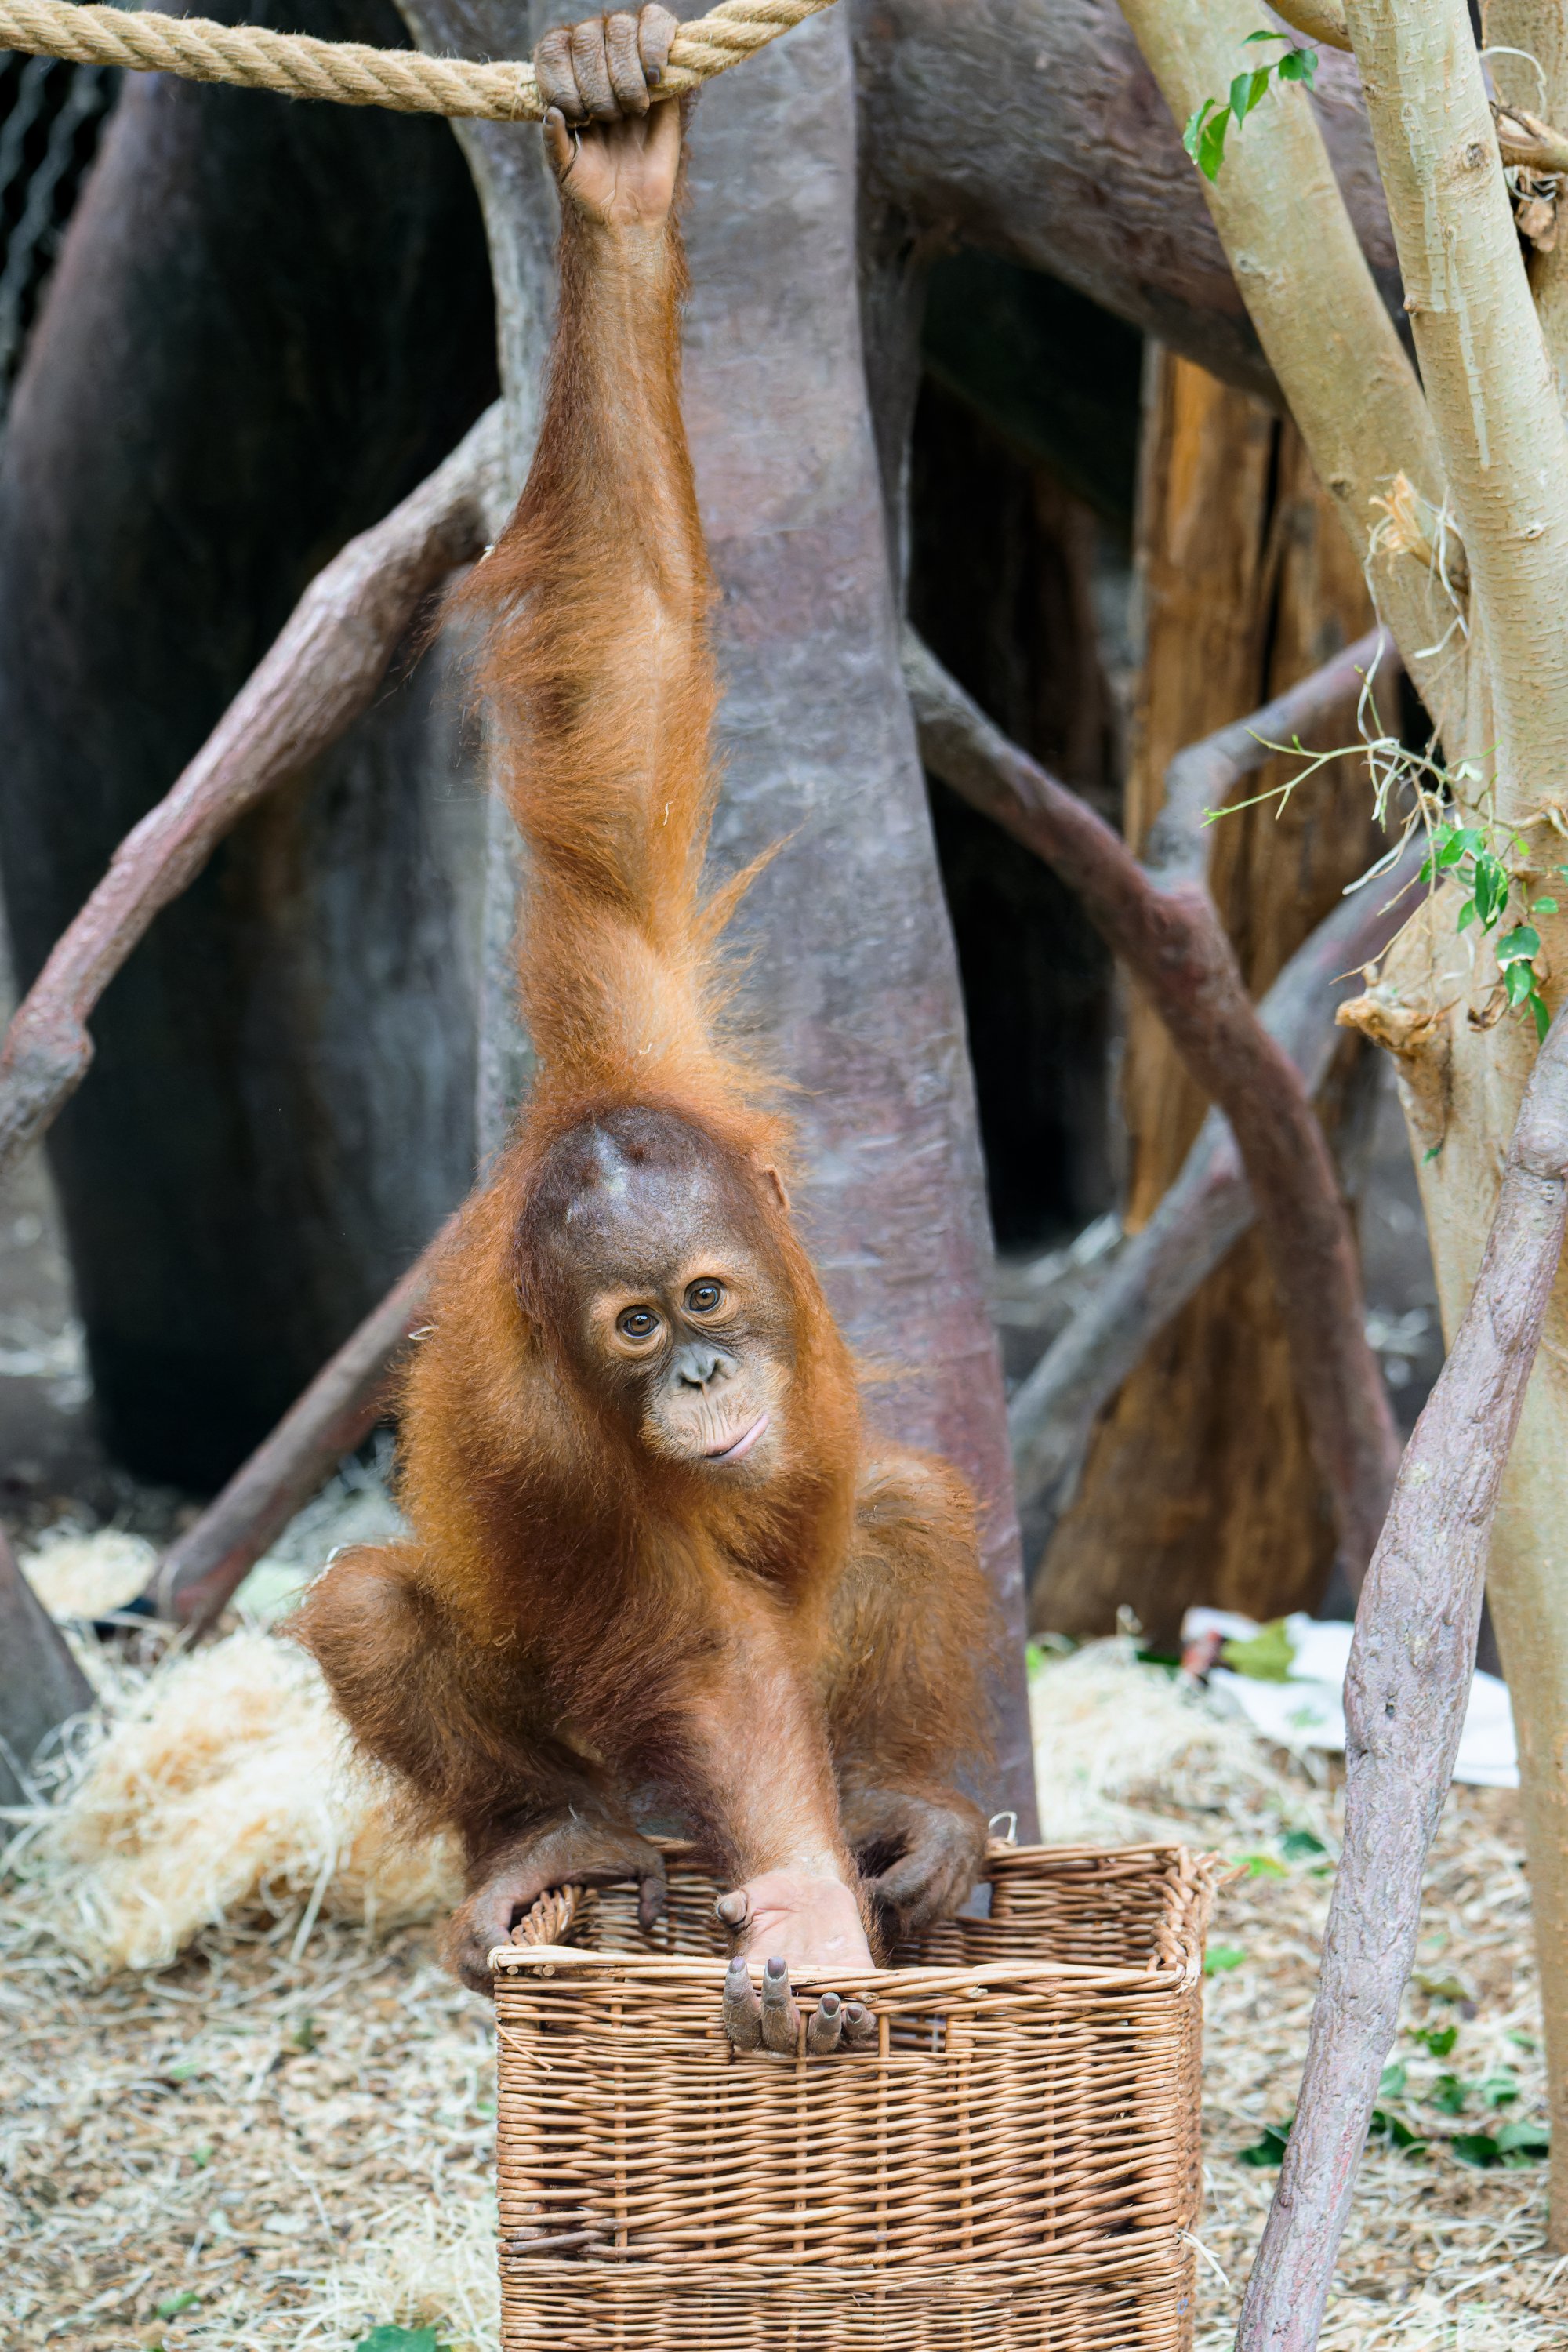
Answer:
[1,1556,1562,2350]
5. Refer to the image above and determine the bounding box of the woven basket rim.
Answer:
[491,1838,1214,1992]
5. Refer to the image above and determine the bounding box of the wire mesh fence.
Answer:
[0,54,117,417]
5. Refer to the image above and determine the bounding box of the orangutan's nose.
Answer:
[673,1341,729,1389]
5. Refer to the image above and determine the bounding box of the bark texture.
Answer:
[1240,1005,1568,2347]
[0,3,498,1487]
[1042,354,1388,1639]
[853,0,1403,405]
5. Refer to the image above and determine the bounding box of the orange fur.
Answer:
[295,191,996,1985]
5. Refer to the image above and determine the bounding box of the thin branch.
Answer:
[1010,833,1421,1547]
[906,626,1403,1581]
[150,1223,455,1635]
[0,401,509,1179]
[1493,100,1568,178]
[1237,995,1568,2352]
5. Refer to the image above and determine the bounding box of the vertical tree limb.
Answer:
[1238,1004,1568,2350]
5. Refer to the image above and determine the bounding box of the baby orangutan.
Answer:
[296,9,1000,2052]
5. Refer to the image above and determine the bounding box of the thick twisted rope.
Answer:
[0,0,834,120]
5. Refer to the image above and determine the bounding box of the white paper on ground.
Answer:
[1180,1609,1518,1789]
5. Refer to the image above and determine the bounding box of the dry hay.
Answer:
[2,1608,1563,2349]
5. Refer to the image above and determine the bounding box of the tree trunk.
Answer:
[0,0,497,1490]
[1036,352,1382,1642]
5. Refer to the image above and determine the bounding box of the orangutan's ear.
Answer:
[759,1162,790,1214]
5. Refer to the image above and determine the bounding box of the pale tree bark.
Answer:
[1120,0,1568,2292]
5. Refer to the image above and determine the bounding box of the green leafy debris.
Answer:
[1237,2117,1293,2166]
[353,2330,450,2352]
[1280,1828,1327,1861]
[1204,1944,1247,1976]
[1220,1619,1296,1682]
[154,2292,201,2321]
[1415,2024,1457,2059]
[1182,34,1317,180]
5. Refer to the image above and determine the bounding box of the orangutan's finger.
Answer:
[721,1955,762,2050]
[535,27,583,120]
[568,16,619,120]
[806,1991,844,2055]
[760,1955,801,2053]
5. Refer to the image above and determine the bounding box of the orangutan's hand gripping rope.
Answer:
[0,0,834,121]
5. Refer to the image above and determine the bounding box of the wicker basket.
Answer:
[492,1842,1213,2351]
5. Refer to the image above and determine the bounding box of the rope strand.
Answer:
[0,0,835,121]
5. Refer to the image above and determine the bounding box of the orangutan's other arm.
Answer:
[824,1455,998,1935]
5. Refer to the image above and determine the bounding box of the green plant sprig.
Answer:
[1184,32,1318,182]
[1417,820,1563,1044]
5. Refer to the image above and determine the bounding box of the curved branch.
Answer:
[1238,1000,1568,2350]
[1009,837,1420,1544]
[0,400,509,1180]
[906,626,1402,1581]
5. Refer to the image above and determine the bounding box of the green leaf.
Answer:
[1496,924,1541,965]
[1204,1944,1247,1976]
[1370,2108,1426,2151]
[1277,44,1317,85]
[1221,1618,1296,1682]
[1495,2118,1550,2156]
[353,2332,448,2352]
[1423,1142,1444,1164]
[1478,2070,1519,2110]
[1243,27,1290,39]
[1530,990,1552,1044]
[1534,896,1558,914]
[292,2014,320,2053]
[1430,2073,1468,2115]
[1183,96,1217,160]
[1457,901,1479,932]
[1415,1971,1472,2002]
[1241,1853,1288,1878]
[1237,2118,1293,2165]
[1379,2062,1407,2099]
[155,2293,201,2321]
[1229,66,1272,124]
[1417,2024,1457,2058]
[1451,2132,1501,2169]
[1474,854,1510,925]
[1281,1828,1326,1860]
[1504,960,1537,1007]
[1196,106,1232,179]
[188,2143,214,2169]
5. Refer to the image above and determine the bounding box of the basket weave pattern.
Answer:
[493,1842,1210,2350]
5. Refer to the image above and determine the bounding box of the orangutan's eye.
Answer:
[684,1281,724,1316]
[617,1306,661,1341]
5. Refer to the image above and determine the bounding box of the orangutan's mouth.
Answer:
[705,1413,770,1464]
